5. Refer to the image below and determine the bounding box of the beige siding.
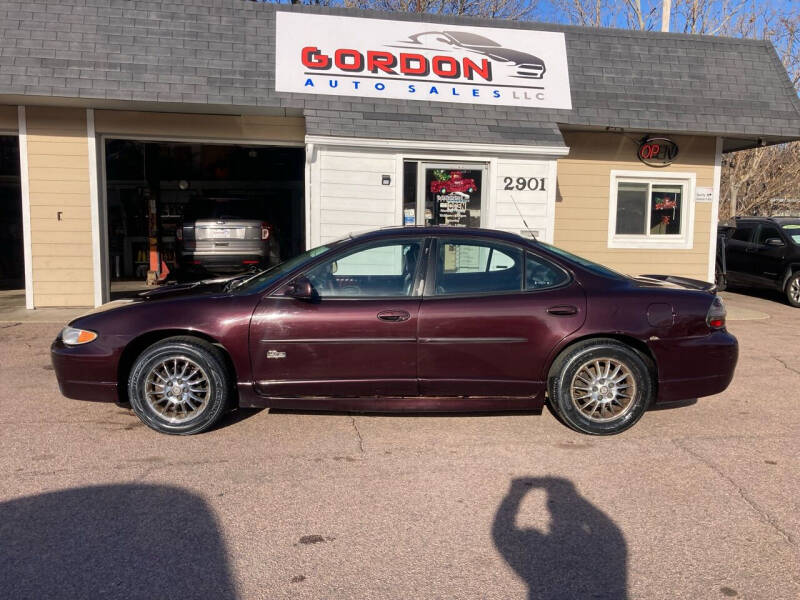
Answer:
[94,110,305,143]
[0,105,17,132]
[555,131,715,281]
[25,106,93,307]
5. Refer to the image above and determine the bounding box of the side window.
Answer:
[757,226,781,245]
[435,240,522,295]
[305,239,423,298]
[526,253,570,290]
[731,226,754,242]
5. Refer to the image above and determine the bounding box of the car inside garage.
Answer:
[104,140,304,293]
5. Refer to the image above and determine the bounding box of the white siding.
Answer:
[314,148,399,245]
[492,158,555,243]
[307,142,561,248]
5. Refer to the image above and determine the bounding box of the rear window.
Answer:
[183,199,261,221]
[537,242,628,281]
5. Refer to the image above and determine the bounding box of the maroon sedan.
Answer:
[52,227,738,436]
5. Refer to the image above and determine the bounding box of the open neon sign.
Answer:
[638,137,679,167]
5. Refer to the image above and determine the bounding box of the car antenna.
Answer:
[510,194,536,241]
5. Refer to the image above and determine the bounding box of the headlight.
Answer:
[61,326,98,345]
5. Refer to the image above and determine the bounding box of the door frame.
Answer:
[415,161,489,227]
[398,152,498,230]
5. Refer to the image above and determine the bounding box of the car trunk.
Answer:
[190,218,263,253]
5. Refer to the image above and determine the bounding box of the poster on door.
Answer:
[426,169,482,227]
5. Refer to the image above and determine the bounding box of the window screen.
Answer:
[615,182,648,235]
[614,180,685,237]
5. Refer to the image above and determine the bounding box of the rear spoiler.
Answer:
[640,274,717,294]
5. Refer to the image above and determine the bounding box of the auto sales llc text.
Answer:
[303,77,547,102]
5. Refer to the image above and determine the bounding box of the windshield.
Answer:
[231,241,344,293]
[537,241,629,280]
[781,223,800,245]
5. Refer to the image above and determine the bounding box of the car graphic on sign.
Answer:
[404,31,546,79]
[430,171,478,194]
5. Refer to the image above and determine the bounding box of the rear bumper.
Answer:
[650,330,738,403]
[179,250,267,271]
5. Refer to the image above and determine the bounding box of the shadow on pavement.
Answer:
[493,477,627,600]
[724,285,787,306]
[648,397,698,411]
[0,484,237,600]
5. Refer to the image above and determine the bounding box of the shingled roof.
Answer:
[1,0,799,150]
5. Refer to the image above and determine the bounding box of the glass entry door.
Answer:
[403,162,487,228]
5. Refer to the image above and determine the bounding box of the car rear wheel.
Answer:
[548,339,653,435]
[785,272,800,307]
[128,336,231,435]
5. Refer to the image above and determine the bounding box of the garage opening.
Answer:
[104,140,304,298]
[0,136,23,295]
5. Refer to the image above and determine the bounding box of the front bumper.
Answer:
[650,330,739,403]
[51,337,119,403]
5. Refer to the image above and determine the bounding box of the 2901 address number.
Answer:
[503,177,547,191]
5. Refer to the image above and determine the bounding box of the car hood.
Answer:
[633,274,716,293]
[136,280,227,301]
[71,277,239,322]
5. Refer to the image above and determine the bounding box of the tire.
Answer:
[128,336,231,435]
[715,266,727,292]
[785,272,800,308]
[547,339,653,435]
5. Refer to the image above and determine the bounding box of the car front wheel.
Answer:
[128,336,231,435]
[785,272,800,307]
[548,339,653,435]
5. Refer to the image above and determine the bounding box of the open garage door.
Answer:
[104,140,304,297]
[0,136,23,292]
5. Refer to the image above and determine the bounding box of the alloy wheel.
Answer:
[790,278,800,304]
[143,355,211,424]
[569,357,637,423]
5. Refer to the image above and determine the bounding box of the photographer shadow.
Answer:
[0,484,237,600]
[493,477,628,600]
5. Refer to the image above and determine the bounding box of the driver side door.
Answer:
[249,237,427,398]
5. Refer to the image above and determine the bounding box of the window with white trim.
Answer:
[608,172,695,249]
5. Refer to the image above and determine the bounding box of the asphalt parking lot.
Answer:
[1,289,798,600]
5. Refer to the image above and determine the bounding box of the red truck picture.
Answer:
[430,170,478,194]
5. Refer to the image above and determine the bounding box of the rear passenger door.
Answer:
[417,238,586,399]
[725,223,756,283]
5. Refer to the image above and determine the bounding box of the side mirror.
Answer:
[765,237,785,247]
[285,276,314,300]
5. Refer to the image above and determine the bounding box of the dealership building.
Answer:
[1,0,799,308]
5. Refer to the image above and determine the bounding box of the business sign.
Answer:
[275,12,572,109]
[695,186,713,202]
[638,137,679,167]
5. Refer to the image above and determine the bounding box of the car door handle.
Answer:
[547,305,578,316]
[377,310,411,322]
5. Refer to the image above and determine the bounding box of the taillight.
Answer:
[176,227,183,241]
[706,296,726,330]
[261,222,270,240]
